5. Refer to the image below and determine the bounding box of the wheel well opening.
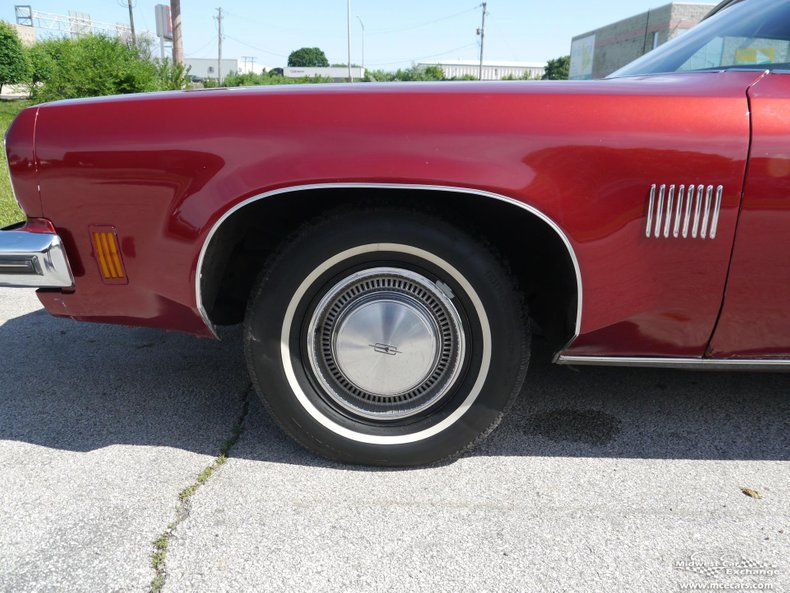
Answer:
[200,188,578,352]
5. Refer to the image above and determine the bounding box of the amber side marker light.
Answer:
[90,226,128,284]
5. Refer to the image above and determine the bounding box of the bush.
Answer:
[222,70,332,87]
[157,58,191,91]
[362,66,446,82]
[29,35,189,103]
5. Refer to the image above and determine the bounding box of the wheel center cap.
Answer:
[334,298,438,396]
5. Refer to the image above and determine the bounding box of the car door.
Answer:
[708,72,790,357]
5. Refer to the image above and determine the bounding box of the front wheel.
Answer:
[244,207,529,466]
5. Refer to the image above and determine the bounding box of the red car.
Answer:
[2,0,788,465]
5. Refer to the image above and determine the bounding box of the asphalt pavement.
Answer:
[1,287,787,592]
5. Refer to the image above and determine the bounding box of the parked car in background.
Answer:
[2,0,788,465]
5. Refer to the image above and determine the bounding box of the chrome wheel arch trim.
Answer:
[280,243,492,445]
[194,182,583,341]
[557,355,790,370]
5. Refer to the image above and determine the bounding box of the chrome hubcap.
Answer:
[307,267,465,420]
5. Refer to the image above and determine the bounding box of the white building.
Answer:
[184,58,239,82]
[11,23,36,46]
[283,67,366,81]
[418,59,546,80]
[237,61,268,75]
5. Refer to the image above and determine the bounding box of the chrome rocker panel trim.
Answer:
[196,183,583,341]
[0,230,74,288]
[556,355,790,370]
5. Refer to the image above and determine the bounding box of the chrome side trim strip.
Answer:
[195,183,583,341]
[645,184,655,238]
[663,184,674,238]
[701,185,713,239]
[653,184,665,238]
[556,355,790,370]
[692,184,703,238]
[682,184,694,238]
[710,185,723,239]
[673,185,684,238]
[649,183,723,241]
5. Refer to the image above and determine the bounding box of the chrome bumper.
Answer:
[0,228,74,288]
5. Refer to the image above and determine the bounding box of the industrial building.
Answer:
[183,60,366,84]
[418,59,546,81]
[11,22,36,46]
[569,2,715,79]
[184,58,239,83]
[283,67,366,81]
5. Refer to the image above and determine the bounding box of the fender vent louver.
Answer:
[645,184,723,240]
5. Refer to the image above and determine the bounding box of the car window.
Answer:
[612,0,790,77]
[679,36,790,71]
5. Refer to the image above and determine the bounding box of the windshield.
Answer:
[611,0,790,77]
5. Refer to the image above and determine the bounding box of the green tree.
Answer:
[287,47,329,67]
[542,55,570,80]
[0,22,28,93]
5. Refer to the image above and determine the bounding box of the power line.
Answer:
[367,5,479,35]
[222,10,320,36]
[223,34,288,58]
[241,55,256,72]
[223,6,478,37]
[185,38,215,57]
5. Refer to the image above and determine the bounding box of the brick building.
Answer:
[569,3,715,79]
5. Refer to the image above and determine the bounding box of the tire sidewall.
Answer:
[245,210,528,466]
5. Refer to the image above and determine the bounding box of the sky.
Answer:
[4,1,718,70]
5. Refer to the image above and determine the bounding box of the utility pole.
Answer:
[216,7,223,84]
[477,2,487,81]
[127,0,136,46]
[171,0,183,65]
[357,16,365,73]
[347,0,353,82]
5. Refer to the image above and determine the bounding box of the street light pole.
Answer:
[478,2,487,80]
[127,0,136,46]
[357,16,365,73]
[347,0,353,82]
[216,7,223,84]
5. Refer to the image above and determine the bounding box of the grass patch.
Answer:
[0,100,30,228]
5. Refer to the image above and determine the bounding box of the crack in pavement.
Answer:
[148,383,252,593]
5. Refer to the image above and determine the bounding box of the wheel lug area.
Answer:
[307,267,465,420]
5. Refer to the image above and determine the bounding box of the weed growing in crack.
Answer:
[148,386,251,593]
